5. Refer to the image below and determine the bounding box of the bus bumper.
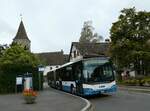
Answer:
[83,85,117,96]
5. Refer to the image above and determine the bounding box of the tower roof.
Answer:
[13,20,30,41]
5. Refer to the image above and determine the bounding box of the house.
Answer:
[36,51,68,75]
[68,42,109,62]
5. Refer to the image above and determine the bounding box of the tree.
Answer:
[79,21,103,43]
[0,44,40,71]
[0,44,41,93]
[0,44,8,57]
[110,7,150,75]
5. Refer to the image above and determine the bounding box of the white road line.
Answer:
[54,89,93,111]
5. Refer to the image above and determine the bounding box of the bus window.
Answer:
[60,66,72,81]
[83,59,114,83]
[72,61,83,81]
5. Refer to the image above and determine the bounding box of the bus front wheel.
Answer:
[71,85,76,94]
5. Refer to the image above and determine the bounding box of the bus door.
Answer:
[76,80,83,95]
[74,65,83,95]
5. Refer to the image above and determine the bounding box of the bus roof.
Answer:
[48,57,110,73]
[58,57,109,69]
[59,59,82,68]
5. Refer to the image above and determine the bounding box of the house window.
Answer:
[71,53,74,58]
[74,50,76,58]
[77,51,79,56]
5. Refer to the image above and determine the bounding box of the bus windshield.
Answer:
[83,59,114,83]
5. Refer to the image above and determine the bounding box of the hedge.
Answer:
[119,76,150,86]
[0,67,43,94]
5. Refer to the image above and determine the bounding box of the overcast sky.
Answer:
[0,0,150,54]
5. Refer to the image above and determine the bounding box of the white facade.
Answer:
[43,65,61,76]
[70,45,83,62]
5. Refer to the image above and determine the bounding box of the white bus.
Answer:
[47,57,117,96]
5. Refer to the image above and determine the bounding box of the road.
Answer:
[89,90,150,111]
[0,88,86,111]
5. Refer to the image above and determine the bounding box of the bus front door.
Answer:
[76,80,83,95]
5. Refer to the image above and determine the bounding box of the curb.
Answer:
[80,96,94,111]
[58,90,94,111]
[119,87,150,94]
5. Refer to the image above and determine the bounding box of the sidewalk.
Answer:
[0,88,86,111]
[119,85,150,93]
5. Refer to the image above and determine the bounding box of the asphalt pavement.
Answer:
[89,89,150,111]
[119,85,150,93]
[0,88,86,111]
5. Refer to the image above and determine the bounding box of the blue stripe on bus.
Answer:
[83,85,117,96]
[62,85,71,92]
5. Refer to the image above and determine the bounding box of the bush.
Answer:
[0,44,43,94]
[118,76,150,86]
[0,67,43,94]
[0,72,16,94]
[142,77,150,86]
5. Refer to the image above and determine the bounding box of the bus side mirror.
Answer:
[75,80,79,83]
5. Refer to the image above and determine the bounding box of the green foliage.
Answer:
[0,44,8,58]
[79,21,103,43]
[0,44,42,93]
[0,72,16,93]
[119,76,150,86]
[0,44,40,71]
[110,7,150,75]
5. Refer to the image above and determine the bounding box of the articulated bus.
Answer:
[47,57,117,96]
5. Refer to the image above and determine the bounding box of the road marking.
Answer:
[63,92,92,111]
[53,89,93,111]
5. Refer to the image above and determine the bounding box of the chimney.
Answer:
[61,49,63,54]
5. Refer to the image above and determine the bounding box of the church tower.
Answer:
[13,20,31,51]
